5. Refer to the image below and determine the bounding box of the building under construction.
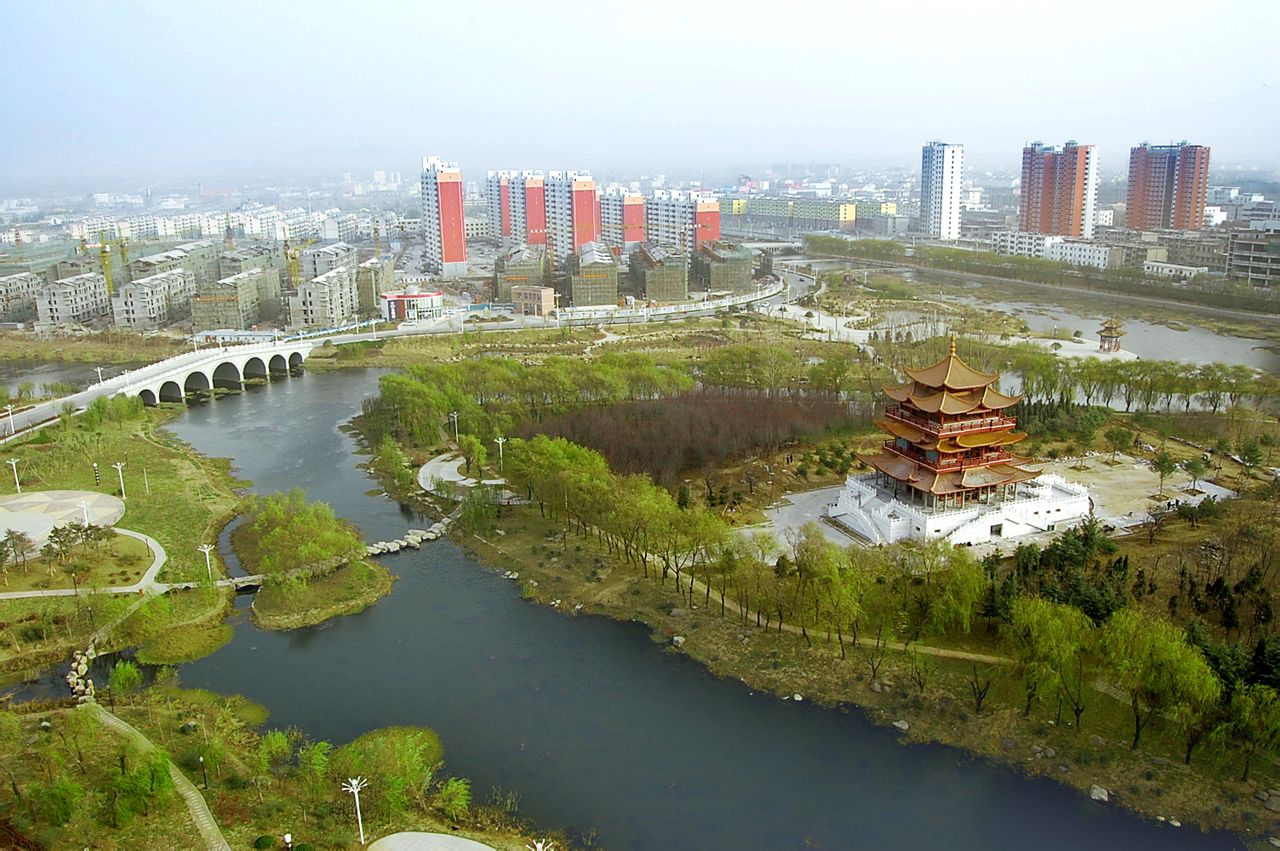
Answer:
[567,242,618,307]
[691,241,754,294]
[191,269,266,331]
[494,244,549,303]
[628,243,687,302]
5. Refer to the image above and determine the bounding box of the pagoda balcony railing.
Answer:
[883,442,1014,471]
[884,406,1016,436]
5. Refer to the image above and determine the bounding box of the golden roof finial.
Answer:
[948,334,957,357]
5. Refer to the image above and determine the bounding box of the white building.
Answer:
[0,272,43,320]
[600,186,647,258]
[920,141,964,240]
[545,170,599,268]
[421,156,468,277]
[301,241,357,280]
[1143,260,1209,279]
[1046,240,1120,270]
[827,472,1091,546]
[36,273,110,326]
[288,267,357,330]
[111,269,195,331]
[646,190,719,257]
[379,286,445,324]
[1095,208,1115,228]
[991,231,1063,259]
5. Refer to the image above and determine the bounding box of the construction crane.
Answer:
[284,237,316,289]
[224,214,235,252]
[373,219,382,261]
[98,234,114,296]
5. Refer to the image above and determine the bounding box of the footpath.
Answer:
[84,702,231,851]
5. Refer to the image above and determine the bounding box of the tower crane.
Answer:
[284,237,317,289]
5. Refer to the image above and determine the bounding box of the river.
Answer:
[150,369,1239,850]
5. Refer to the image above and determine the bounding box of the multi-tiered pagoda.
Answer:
[858,338,1039,512]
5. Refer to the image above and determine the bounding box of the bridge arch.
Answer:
[288,351,304,371]
[269,354,289,375]
[243,356,269,381]
[139,388,157,406]
[212,361,243,390]
[158,380,184,403]
[184,370,211,397]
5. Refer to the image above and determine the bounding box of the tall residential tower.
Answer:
[421,156,468,277]
[1126,142,1211,231]
[920,142,964,240]
[1019,141,1098,238]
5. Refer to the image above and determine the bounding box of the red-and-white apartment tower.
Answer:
[1126,142,1211,231]
[1019,141,1098,238]
[646,190,720,259]
[485,170,548,248]
[600,186,646,258]
[421,156,468,277]
[545,171,600,269]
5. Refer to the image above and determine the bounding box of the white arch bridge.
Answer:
[114,341,317,405]
[3,342,318,436]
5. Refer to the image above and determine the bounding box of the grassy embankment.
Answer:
[0,409,244,676]
[0,330,184,364]
[0,682,554,850]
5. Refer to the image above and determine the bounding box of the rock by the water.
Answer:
[1089,785,1109,803]
[1267,837,1280,848]
[671,635,686,648]
[793,694,803,702]
[1000,737,1016,751]
[1256,790,1270,802]
[892,720,909,733]
[1151,756,1169,766]
[1043,747,1056,759]
[1030,745,1043,755]
[1088,735,1105,747]
[669,607,689,618]
[869,681,883,693]
[39,720,51,731]
[1168,819,1181,827]
[1265,797,1280,814]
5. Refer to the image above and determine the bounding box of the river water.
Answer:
[153,369,1239,850]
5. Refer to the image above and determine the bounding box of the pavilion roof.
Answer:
[859,451,1040,495]
[902,337,999,391]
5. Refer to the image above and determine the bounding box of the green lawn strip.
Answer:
[0,532,151,594]
[136,624,234,666]
[250,561,394,631]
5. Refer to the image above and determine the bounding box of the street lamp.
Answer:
[79,499,90,525]
[341,776,368,845]
[6,458,18,493]
[198,544,215,581]
[94,366,105,385]
[112,461,126,500]
[4,404,14,435]
[199,755,208,789]
[283,833,292,850]
[494,435,506,473]
[448,411,459,443]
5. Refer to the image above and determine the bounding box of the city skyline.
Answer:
[1,0,1277,186]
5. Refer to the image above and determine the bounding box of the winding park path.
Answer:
[84,703,231,851]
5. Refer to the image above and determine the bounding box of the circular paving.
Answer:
[0,490,126,549]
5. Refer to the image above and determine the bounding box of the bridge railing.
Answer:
[108,340,314,395]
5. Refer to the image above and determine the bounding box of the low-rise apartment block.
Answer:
[191,270,264,331]
[629,243,688,302]
[111,269,195,330]
[36,273,110,326]
[0,272,42,321]
[288,267,357,330]
[356,258,396,314]
[301,241,357,280]
[691,241,754,293]
[513,285,556,317]
[1143,261,1208,280]
[1227,222,1280,285]
[494,244,549,302]
[567,243,618,307]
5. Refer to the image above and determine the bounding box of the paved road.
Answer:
[86,703,231,851]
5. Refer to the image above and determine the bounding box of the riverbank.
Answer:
[250,561,395,631]
[453,501,1278,842]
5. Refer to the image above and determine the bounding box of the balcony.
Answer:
[882,442,1014,472]
[884,406,1016,436]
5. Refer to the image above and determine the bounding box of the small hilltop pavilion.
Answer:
[828,337,1090,546]
[1099,318,1124,353]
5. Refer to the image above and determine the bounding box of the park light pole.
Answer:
[494,435,506,473]
[112,461,126,500]
[448,411,459,443]
[342,776,368,845]
[198,544,215,581]
[283,833,292,850]
[199,755,208,789]
[7,458,19,493]
[95,366,105,385]
[79,499,90,525]
[4,404,14,435]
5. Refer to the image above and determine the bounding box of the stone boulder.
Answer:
[1089,785,1109,803]
[892,720,909,733]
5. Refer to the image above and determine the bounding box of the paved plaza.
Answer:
[0,490,126,548]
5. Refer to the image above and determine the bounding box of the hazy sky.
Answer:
[3,0,1278,186]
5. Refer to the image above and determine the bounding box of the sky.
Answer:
[2,0,1278,187]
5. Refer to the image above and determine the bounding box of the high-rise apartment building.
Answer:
[420,156,468,277]
[646,191,720,256]
[485,170,516,243]
[1126,142,1211,231]
[920,141,964,240]
[600,187,647,257]
[1019,141,1098,238]
[545,171,600,268]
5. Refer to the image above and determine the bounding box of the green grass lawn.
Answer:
[0,532,151,594]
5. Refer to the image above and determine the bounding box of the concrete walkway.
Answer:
[85,703,231,851]
[0,528,167,600]
[369,833,494,850]
[417,452,518,501]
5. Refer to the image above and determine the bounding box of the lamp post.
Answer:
[448,411,459,443]
[342,776,368,845]
[112,461,126,500]
[6,458,19,493]
[95,366,105,385]
[198,544,215,581]
[199,755,208,789]
[494,436,506,473]
[283,833,292,850]
[79,499,90,525]
[4,404,14,435]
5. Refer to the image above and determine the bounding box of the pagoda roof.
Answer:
[860,451,1040,495]
[885,384,1022,414]
[902,337,999,391]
